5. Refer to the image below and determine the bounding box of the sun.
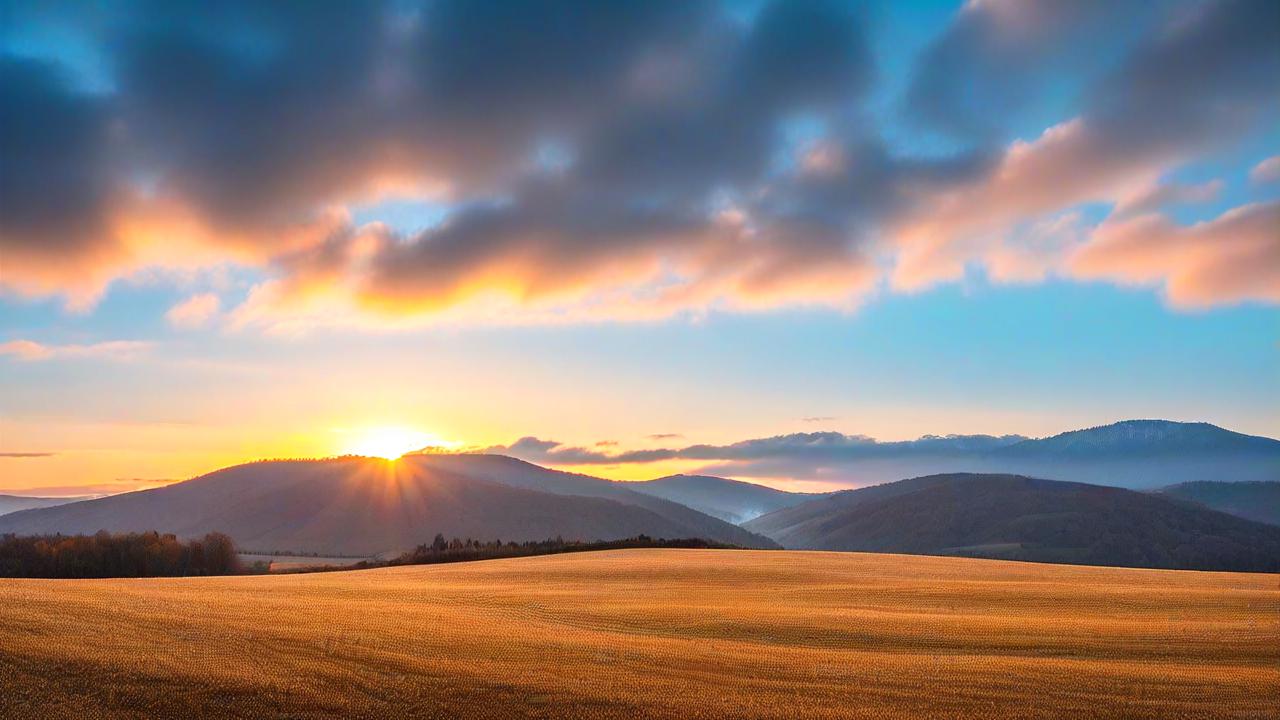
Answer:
[343,427,454,460]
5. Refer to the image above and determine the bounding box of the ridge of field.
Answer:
[1,549,1276,719]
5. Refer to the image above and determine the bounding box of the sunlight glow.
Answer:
[342,427,455,460]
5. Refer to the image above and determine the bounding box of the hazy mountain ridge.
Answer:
[0,456,776,555]
[402,454,775,548]
[1157,481,1280,527]
[0,495,95,517]
[627,474,825,524]
[744,473,1280,572]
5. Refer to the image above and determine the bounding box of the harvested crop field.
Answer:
[1,549,1276,719]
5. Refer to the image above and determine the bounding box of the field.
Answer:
[1,550,1276,719]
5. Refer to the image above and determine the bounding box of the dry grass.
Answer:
[1,549,1276,719]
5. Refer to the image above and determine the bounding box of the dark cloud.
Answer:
[1085,0,1280,156]
[0,57,113,250]
[904,0,1161,142]
[0,56,122,303]
[0,452,57,458]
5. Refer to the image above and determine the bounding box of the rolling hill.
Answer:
[1158,481,1280,526]
[0,494,92,517]
[0,456,776,555]
[626,474,823,524]
[744,473,1280,572]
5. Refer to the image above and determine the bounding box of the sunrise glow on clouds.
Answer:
[1,0,1277,492]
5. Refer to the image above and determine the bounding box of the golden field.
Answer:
[1,549,1276,719]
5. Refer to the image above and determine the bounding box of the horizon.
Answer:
[4,417,1276,497]
[3,0,1278,495]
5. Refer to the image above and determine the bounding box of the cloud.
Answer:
[0,339,152,362]
[0,56,123,309]
[3,0,1277,322]
[904,0,1158,141]
[892,0,1280,293]
[1112,179,1223,220]
[1069,200,1280,308]
[646,433,684,440]
[165,292,220,328]
[1251,155,1280,184]
[0,452,57,458]
[983,211,1087,284]
[801,416,836,423]
[485,431,1027,470]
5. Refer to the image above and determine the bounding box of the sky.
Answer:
[1,0,1277,494]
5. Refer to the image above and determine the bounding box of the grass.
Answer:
[1,549,1276,719]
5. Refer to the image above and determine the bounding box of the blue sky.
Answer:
[1,0,1277,491]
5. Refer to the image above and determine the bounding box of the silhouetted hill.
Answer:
[744,473,1280,572]
[0,495,92,517]
[0,456,776,555]
[1157,481,1280,527]
[403,454,774,547]
[627,474,823,524]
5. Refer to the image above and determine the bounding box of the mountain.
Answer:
[626,474,824,524]
[0,495,93,517]
[677,421,1278,490]
[995,419,1280,457]
[0,456,776,555]
[979,421,1280,489]
[744,473,1280,572]
[1157,481,1280,527]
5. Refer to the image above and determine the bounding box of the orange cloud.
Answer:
[0,339,153,362]
[165,293,221,329]
[227,204,879,333]
[1251,155,1280,184]
[1069,201,1280,309]
[890,119,1164,291]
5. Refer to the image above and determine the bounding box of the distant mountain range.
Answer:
[976,420,1279,488]
[626,474,823,524]
[0,455,775,555]
[706,420,1279,489]
[0,494,93,517]
[993,419,1277,457]
[743,473,1280,572]
[1157,481,1280,527]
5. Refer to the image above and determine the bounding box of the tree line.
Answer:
[0,530,744,577]
[0,531,241,578]
[376,534,741,568]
